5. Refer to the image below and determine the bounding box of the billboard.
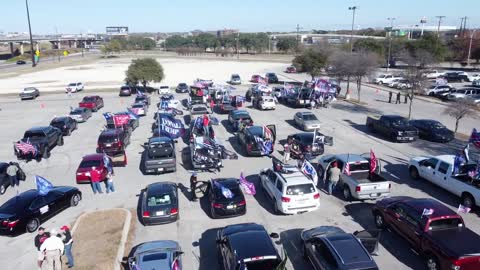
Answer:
[106,26,129,35]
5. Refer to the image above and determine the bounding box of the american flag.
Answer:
[15,141,37,155]
[136,91,145,97]
[258,76,267,85]
[469,128,480,149]
[344,162,351,176]
[421,208,435,217]
[370,149,377,173]
[457,204,471,214]
[263,126,273,140]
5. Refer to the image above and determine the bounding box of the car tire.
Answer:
[343,185,352,201]
[43,148,51,159]
[70,193,81,207]
[272,201,280,214]
[0,184,6,195]
[210,206,217,219]
[409,166,420,180]
[426,254,440,270]
[373,212,386,229]
[26,218,40,233]
[461,193,475,210]
[66,129,72,136]
[57,136,64,146]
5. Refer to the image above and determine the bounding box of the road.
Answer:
[0,77,478,270]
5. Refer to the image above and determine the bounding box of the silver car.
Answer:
[69,107,92,123]
[127,240,183,270]
[229,74,241,85]
[293,111,321,131]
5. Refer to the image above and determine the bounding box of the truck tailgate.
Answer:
[357,181,390,198]
[145,158,175,168]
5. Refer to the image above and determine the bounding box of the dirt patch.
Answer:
[73,209,127,270]
[65,67,95,71]
[29,80,58,84]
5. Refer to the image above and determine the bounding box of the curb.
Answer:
[71,208,131,270]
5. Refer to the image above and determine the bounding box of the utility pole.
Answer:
[80,32,84,57]
[236,32,240,59]
[25,0,36,67]
[386,17,396,72]
[420,17,427,37]
[436,16,445,38]
[296,24,302,48]
[467,29,477,66]
[346,6,358,100]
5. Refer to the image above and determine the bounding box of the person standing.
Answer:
[60,226,74,268]
[309,97,316,110]
[388,91,392,103]
[40,229,64,270]
[105,172,115,194]
[34,227,48,270]
[283,139,291,163]
[209,98,215,114]
[395,92,401,104]
[327,162,341,195]
[404,93,409,104]
[190,172,198,201]
[90,167,103,194]
[6,162,19,190]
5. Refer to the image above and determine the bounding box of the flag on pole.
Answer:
[421,208,434,217]
[301,160,318,186]
[15,141,37,155]
[239,172,256,195]
[370,149,377,173]
[453,153,465,175]
[136,90,145,97]
[457,204,471,214]
[35,175,54,196]
[344,154,351,176]
[469,128,480,149]
[213,180,234,199]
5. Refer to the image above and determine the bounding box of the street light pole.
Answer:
[346,6,358,100]
[436,16,445,38]
[386,17,396,72]
[25,0,36,67]
[236,32,240,59]
[467,29,477,66]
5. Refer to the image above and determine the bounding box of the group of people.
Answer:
[388,91,409,104]
[90,167,115,195]
[35,226,74,270]
[309,92,336,109]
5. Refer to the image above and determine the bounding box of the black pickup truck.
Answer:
[15,126,63,160]
[142,137,177,174]
[366,114,418,142]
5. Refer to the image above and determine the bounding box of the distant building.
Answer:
[217,29,239,38]
[106,26,129,36]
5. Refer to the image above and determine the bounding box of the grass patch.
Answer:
[73,209,127,270]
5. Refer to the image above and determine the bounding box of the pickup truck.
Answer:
[286,88,312,108]
[366,114,418,142]
[15,126,63,160]
[190,136,223,171]
[142,137,176,174]
[317,153,391,201]
[409,154,480,209]
[372,196,480,270]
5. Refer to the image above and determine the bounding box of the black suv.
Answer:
[50,116,77,136]
[216,223,283,270]
[265,73,279,83]
[15,126,63,159]
[206,178,246,218]
[441,72,469,83]
[0,162,26,195]
[96,129,130,155]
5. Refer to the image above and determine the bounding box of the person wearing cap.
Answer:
[60,226,74,268]
[40,229,64,270]
[328,162,341,195]
[34,227,48,270]
[190,172,198,201]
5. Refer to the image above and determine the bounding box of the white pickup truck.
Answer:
[408,155,480,209]
[317,154,391,201]
[374,74,403,85]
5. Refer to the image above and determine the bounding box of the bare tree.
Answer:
[349,52,378,102]
[327,51,350,95]
[443,99,478,133]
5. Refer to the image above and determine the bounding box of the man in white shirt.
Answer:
[40,229,64,270]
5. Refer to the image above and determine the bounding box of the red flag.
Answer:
[370,149,377,173]
[113,114,130,126]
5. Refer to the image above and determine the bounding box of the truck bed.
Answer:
[427,227,480,259]
[350,171,387,183]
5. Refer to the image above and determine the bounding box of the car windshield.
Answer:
[430,122,445,129]
[302,114,318,121]
[82,97,95,102]
[142,253,167,262]
[233,112,250,120]
[213,186,242,199]
[232,75,240,79]
[243,259,280,269]
[429,218,463,231]
[51,118,66,124]
[68,83,77,87]
[24,87,36,91]
[192,107,207,112]
[121,86,130,90]
[390,118,409,127]
[99,135,118,143]
[24,131,45,139]
[71,109,83,114]
[132,104,144,108]
[147,193,173,207]
[348,162,370,172]
[286,184,315,195]
[79,159,101,168]
[178,83,187,87]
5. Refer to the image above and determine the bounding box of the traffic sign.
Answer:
[63,50,69,57]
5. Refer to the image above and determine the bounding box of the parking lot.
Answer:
[0,57,479,270]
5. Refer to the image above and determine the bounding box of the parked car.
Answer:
[142,137,176,174]
[423,70,445,79]
[127,240,183,270]
[0,186,81,234]
[409,155,480,209]
[216,223,283,270]
[158,85,170,95]
[372,197,480,270]
[374,74,397,84]
[317,154,390,201]
[206,178,246,218]
[409,119,454,142]
[229,74,241,85]
[446,88,480,101]
[257,96,276,110]
[265,72,279,83]
[366,114,418,142]
[466,94,480,104]
[19,87,40,100]
[141,182,179,225]
[96,128,130,155]
[259,166,320,214]
[65,82,84,93]
[294,111,321,131]
[75,154,110,184]
[69,107,92,123]
[0,162,26,195]
[119,85,133,96]
[395,79,412,89]
[219,97,236,114]
[285,66,297,73]
[301,226,379,270]
[228,110,253,131]
[473,80,480,87]
[190,104,209,116]
[79,95,104,112]
[237,125,276,156]
[16,60,26,65]
[441,72,469,83]
[129,103,147,117]
[106,112,139,132]
[468,73,480,82]
[15,126,63,160]
[387,78,403,88]
[135,95,151,106]
[286,132,333,157]
[49,116,77,136]
[250,74,265,83]
[175,83,189,93]
[424,85,454,96]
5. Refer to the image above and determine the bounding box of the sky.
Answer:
[1,0,479,34]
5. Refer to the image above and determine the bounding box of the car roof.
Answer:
[400,197,458,218]
[325,234,372,265]
[211,178,239,189]
[276,168,313,185]
[51,116,70,121]
[222,223,278,260]
[81,154,104,161]
[26,126,49,132]
[232,110,249,115]
[334,154,367,163]
[299,111,314,116]
[146,182,177,194]
[149,137,173,144]
[383,115,406,120]
[100,129,121,136]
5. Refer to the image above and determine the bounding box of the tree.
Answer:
[471,46,480,63]
[353,38,385,59]
[443,99,478,133]
[276,37,297,53]
[327,50,351,93]
[406,33,447,65]
[194,33,217,52]
[125,58,164,88]
[292,48,328,79]
[165,35,194,49]
[349,52,378,102]
[101,39,122,56]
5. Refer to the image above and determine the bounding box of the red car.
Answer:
[250,75,265,83]
[76,154,110,184]
[79,96,104,112]
[285,66,297,73]
[373,196,480,270]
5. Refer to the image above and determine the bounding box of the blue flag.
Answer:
[213,180,234,199]
[160,100,169,110]
[35,175,54,196]
[126,109,139,120]
[158,114,185,139]
[301,160,318,185]
[102,112,114,121]
[453,154,465,175]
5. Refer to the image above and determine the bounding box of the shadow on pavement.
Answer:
[227,136,247,157]
[195,227,222,270]
[280,228,311,270]
[220,119,234,134]
[248,174,276,215]
[332,102,382,115]
[343,202,424,270]
[180,146,193,171]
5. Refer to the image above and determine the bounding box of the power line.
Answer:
[435,16,446,38]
